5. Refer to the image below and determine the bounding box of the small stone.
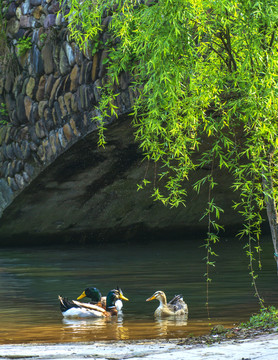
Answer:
[49,131,58,156]
[6,18,20,36]
[73,43,83,65]
[29,103,39,125]
[33,6,43,20]
[6,2,17,20]
[211,325,226,335]
[29,126,40,145]
[26,77,36,98]
[49,77,61,106]
[38,100,48,118]
[20,15,32,28]
[63,123,73,142]
[24,96,33,121]
[7,176,19,191]
[59,47,71,75]
[42,139,54,162]
[20,141,31,160]
[35,120,47,138]
[44,108,54,130]
[45,74,55,98]
[22,0,31,14]
[37,144,46,162]
[53,101,63,125]
[13,143,23,160]
[64,42,75,66]
[14,174,25,189]
[18,126,29,141]
[32,45,44,76]
[14,160,24,173]
[71,93,78,112]
[7,162,14,177]
[58,96,67,118]
[22,171,30,183]
[70,118,80,137]
[83,113,88,128]
[36,75,46,101]
[41,43,54,75]
[5,144,14,160]
[64,92,72,113]
[79,61,87,84]
[16,7,22,20]
[57,128,68,148]
[44,14,57,28]
[31,0,43,5]
[70,64,80,92]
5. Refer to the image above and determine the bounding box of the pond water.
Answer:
[0,236,277,344]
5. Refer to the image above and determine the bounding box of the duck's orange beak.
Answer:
[77,291,86,300]
[146,294,156,302]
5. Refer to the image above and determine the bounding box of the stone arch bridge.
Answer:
[0,0,242,244]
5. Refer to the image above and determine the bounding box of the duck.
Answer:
[76,287,106,308]
[59,288,129,318]
[76,286,127,312]
[146,290,188,317]
[105,287,129,315]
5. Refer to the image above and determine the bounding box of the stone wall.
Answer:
[0,0,135,216]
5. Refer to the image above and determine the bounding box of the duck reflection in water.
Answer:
[154,317,188,337]
[62,316,129,340]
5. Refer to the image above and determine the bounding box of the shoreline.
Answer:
[0,328,277,360]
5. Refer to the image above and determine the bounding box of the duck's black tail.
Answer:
[58,295,79,313]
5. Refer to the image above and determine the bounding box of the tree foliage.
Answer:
[61,0,278,291]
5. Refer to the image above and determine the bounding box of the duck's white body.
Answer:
[59,297,108,318]
[62,306,103,318]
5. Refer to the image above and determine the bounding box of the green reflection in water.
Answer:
[0,236,277,343]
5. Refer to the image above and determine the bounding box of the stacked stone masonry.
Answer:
[0,0,136,215]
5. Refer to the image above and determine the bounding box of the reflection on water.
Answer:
[0,236,277,344]
[62,317,130,340]
[154,317,188,338]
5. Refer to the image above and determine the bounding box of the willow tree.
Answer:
[61,0,278,298]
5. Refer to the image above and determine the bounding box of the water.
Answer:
[0,236,277,344]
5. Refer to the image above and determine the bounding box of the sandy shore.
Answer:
[0,332,278,360]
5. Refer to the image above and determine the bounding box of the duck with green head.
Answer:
[76,287,106,308]
[58,287,129,318]
[105,288,129,315]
